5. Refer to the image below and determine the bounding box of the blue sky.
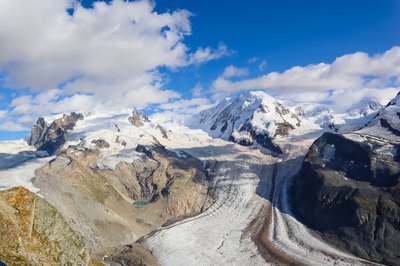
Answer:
[0,0,399,140]
[156,0,400,98]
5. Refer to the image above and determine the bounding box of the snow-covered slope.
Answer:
[346,97,383,117]
[194,91,304,153]
[359,92,400,140]
[192,91,381,154]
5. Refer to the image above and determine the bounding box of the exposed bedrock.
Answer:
[292,132,400,265]
[128,108,150,127]
[29,112,84,155]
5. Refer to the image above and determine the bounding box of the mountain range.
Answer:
[0,90,399,265]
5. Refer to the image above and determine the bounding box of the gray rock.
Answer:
[156,124,168,139]
[274,122,295,137]
[28,112,83,155]
[91,139,110,149]
[128,108,150,127]
[292,132,400,265]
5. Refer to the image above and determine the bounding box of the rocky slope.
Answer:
[0,187,91,265]
[33,139,213,252]
[292,132,400,265]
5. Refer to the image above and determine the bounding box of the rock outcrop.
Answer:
[156,124,168,139]
[102,243,160,266]
[28,112,83,155]
[0,187,91,265]
[292,132,400,265]
[91,139,110,149]
[128,108,150,127]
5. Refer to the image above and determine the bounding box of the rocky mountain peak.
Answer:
[197,91,301,154]
[128,108,151,127]
[28,112,83,155]
[347,97,383,117]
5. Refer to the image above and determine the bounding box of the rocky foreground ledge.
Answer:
[0,187,91,265]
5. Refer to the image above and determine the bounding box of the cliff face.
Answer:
[0,187,91,265]
[28,112,83,155]
[292,132,400,265]
[128,108,150,127]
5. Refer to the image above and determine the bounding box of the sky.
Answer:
[0,0,399,140]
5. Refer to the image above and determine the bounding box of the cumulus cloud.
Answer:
[0,0,229,131]
[151,97,215,124]
[188,42,231,65]
[0,120,29,131]
[213,47,400,107]
[0,110,7,119]
[159,97,212,111]
[222,65,249,78]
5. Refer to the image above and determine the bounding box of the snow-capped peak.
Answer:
[359,92,400,140]
[195,91,302,154]
[346,97,383,117]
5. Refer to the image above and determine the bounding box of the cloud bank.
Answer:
[0,0,228,131]
[213,47,400,108]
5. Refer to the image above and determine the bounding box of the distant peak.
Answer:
[129,108,151,127]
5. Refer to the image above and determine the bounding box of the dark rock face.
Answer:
[228,128,283,155]
[28,112,83,155]
[91,139,110,149]
[274,122,295,137]
[156,124,168,139]
[292,132,400,265]
[128,108,150,127]
[380,118,400,136]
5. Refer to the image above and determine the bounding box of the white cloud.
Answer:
[0,121,29,131]
[0,110,7,119]
[192,83,204,98]
[222,65,249,78]
[0,0,229,131]
[152,97,215,124]
[258,59,267,71]
[329,87,399,111]
[188,42,232,65]
[159,97,212,111]
[212,47,400,108]
[0,0,225,96]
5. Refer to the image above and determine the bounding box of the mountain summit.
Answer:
[196,91,302,154]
